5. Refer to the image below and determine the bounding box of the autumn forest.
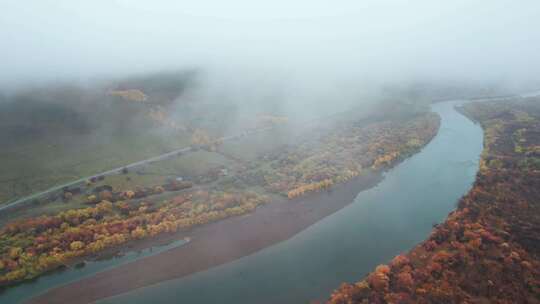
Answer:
[328,97,540,304]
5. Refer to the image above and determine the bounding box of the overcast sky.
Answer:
[1,0,540,90]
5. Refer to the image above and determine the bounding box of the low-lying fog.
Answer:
[1,0,540,112]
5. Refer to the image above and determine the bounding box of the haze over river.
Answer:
[0,100,482,304]
[97,100,483,304]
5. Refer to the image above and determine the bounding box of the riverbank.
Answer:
[327,98,540,303]
[27,171,384,304]
[18,102,464,304]
[0,108,440,290]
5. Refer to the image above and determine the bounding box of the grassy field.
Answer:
[0,130,193,204]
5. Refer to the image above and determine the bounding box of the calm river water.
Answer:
[97,100,483,304]
[0,100,482,304]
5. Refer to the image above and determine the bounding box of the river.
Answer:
[95,100,483,304]
[1,100,482,304]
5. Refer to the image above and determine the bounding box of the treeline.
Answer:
[0,190,268,286]
[243,112,440,199]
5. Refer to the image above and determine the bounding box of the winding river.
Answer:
[97,100,483,304]
[0,100,483,304]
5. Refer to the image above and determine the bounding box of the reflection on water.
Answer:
[99,101,483,304]
[0,239,189,303]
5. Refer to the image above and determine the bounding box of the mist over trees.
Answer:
[1,0,540,97]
